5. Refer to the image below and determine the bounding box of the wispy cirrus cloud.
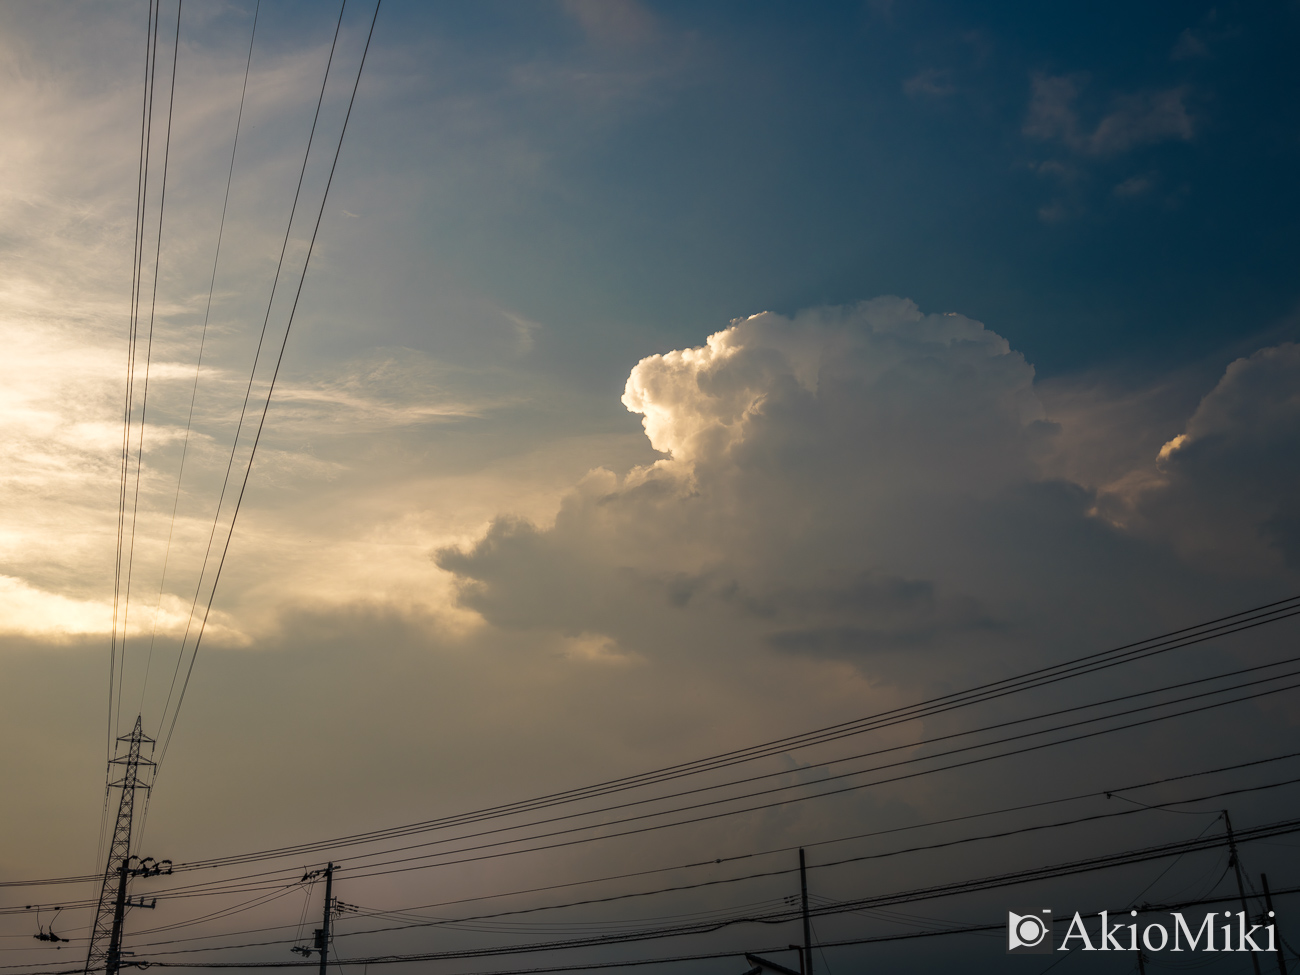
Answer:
[1024,73,1194,157]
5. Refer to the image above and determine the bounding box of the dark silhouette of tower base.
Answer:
[84,716,156,975]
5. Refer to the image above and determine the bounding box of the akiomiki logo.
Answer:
[1007,910,1053,953]
[1008,908,1281,954]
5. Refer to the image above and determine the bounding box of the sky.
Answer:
[2,2,1300,974]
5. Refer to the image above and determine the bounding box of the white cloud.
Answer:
[1124,343,1300,574]
[437,299,1204,674]
[439,301,1300,685]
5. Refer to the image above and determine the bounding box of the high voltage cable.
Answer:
[10,883,1300,975]
[118,0,182,743]
[155,0,347,767]
[117,773,1300,958]
[105,596,1300,879]
[10,743,1298,927]
[136,668,1300,896]
[9,883,1299,974]
[14,769,1297,958]
[15,609,1292,945]
[101,0,161,883]
[11,679,1300,916]
[136,771,1300,939]
[55,670,1300,915]
[154,747,1300,930]
[9,766,1299,968]
[124,0,183,720]
[73,600,1300,925]
[181,884,1300,975]
[12,618,1299,898]
[145,0,261,729]
[124,816,1300,967]
[278,653,1300,873]
[134,0,260,856]
[110,0,162,771]
[154,650,1300,883]
[158,0,381,769]
[110,0,152,769]
[57,658,1300,905]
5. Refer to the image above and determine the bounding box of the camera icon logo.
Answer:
[1007,910,1053,953]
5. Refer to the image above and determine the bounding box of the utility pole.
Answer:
[799,848,813,975]
[317,863,334,975]
[1223,810,1262,975]
[85,716,156,975]
[1258,878,1289,975]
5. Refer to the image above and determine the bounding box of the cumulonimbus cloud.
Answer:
[437,299,1300,673]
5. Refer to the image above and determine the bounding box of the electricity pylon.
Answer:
[84,716,156,975]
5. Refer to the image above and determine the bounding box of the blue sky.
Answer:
[325,0,1300,382]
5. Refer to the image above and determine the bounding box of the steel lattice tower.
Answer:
[84,716,155,975]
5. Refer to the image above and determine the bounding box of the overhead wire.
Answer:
[161,656,1300,882]
[110,0,158,774]
[117,0,179,743]
[133,598,1300,875]
[156,0,348,767]
[50,2,1300,972]
[8,767,1299,967]
[16,604,1294,959]
[143,0,260,726]
[101,0,163,889]
[139,669,1300,896]
[132,745,1297,930]
[158,0,382,769]
[6,879,1297,972]
[94,770,1300,957]
[88,589,1300,912]
[123,819,1300,966]
[13,650,1300,901]
[12,756,1297,952]
[125,0,183,723]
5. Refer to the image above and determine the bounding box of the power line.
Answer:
[326,654,1300,868]
[22,676,1300,941]
[5,879,1296,972]
[158,668,1300,894]
[165,745,1300,930]
[155,0,348,769]
[12,645,1300,902]
[163,658,1300,884]
[81,602,1300,915]
[84,769,1300,957]
[10,605,1292,960]
[127,816,1300,967]
[110,0,161,774]
[145,0,261,730]
[10,767,1299,971]
[132,598,1300,875]
[118,0,181,744]
[159,0,381,769]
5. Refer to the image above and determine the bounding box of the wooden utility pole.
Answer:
[317,863,334,975]
[1223,811,1262,975]
[1262,873,1289,975]
[799,848,813,975]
